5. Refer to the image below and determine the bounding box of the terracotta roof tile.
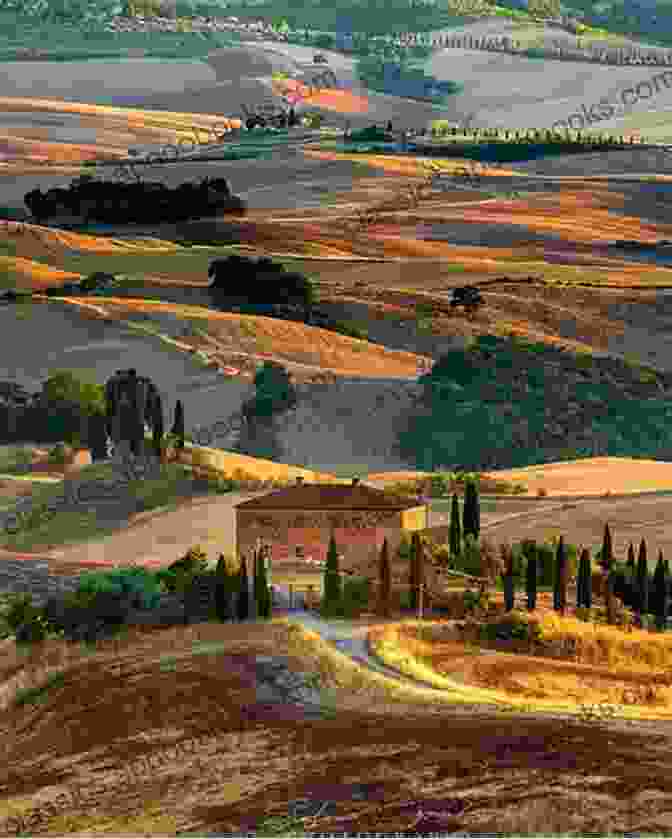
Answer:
[235,483,423,511]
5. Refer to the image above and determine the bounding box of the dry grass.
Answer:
[372,617,672,721]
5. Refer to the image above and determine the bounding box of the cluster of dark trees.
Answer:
[0,368,187,462]
[207,254,316,319]
[24,175,246,225]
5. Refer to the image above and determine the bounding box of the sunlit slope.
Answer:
[61,296,430,379]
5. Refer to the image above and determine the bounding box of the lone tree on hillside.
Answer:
[105,368,162,463]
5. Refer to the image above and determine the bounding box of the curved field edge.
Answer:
[368,619,672,722]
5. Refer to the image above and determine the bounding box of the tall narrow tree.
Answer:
[599,523,614,573]
[501,542,515,612]
[236,553,250,621]
[525,546,538,612]
[172,399,185,449]
[653,550,668,632]
[577,547,592,609]
[449,492,461,562]
[409,532,420,611]
[151,391,164,460]
[462,480,480,542]
[215,553,234,622]
[553,535,567,615]
[626,542,636,572]
[377,537,391,617]
[636,538,649,625]
[255,547,272,619]
[322,531,342,617]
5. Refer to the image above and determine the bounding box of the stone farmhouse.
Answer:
[235,477,427,565]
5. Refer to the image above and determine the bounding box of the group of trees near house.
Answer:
[0,368,186,463]
[211,543,272,622]
[24,175,246,225]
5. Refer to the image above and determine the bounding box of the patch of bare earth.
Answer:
[4,618,672,836]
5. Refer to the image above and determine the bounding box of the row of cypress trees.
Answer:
[213,545,272,622]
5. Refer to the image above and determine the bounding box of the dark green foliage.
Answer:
[636,538,649,616]
[171,399,185,449]
[653,550,669,632]
[244,361,298,422]
[534,541,555,588]
[449,492,461,561]
[151,392,164,459]
[321,532,342,617]
[462,480,480,541]
[155,546,209,594]
[25,176,244,224]
[215,554,236,622]
[208,254,315,318]
[627,542,636,572]
[577,548,592,609]
[600,523,614,573]
[236,554,250,621]
[501,544,515,612]
[86,411,109,462]
[255,549,272,620]
[553,535,567,613]
[340,575,370,618]
[525,548,538,612]
[378,538,391,617]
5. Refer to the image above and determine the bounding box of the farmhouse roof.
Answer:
[235,483,423,511]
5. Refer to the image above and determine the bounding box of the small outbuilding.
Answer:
[235,477,427,565]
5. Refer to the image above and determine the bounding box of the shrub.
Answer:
[74,566,163,610]
[341,575,370,617]
[479,609,544,644]
[48,442,70,466]
[155,545,210,594]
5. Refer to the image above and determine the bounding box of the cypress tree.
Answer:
[463,480,480,542]
[409,532,420,611]
[501,542,515,612]
[378,537,391,617]
[553,535,567,615]
[636,538,649,623]
[152,392,164,460]
[416,533,425,614]
[322,531,342,616]
[172,399,185,449]
[653,550,668,632]
[627,542,636,572]
[256,548,272,619]
[236,553,250,621]
[577,547,592,609]
[526,547,537,612]
[600,523,614,573]
[449,492,461,562]
[215,553,234,621]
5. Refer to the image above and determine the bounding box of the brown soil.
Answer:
[4,617,672,836]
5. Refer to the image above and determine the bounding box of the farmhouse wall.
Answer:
[236,508,407,564]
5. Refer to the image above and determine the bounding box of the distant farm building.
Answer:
[235,477,427,564]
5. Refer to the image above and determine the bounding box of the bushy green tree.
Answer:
[449,492,461,561]
[321,532,342,617]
